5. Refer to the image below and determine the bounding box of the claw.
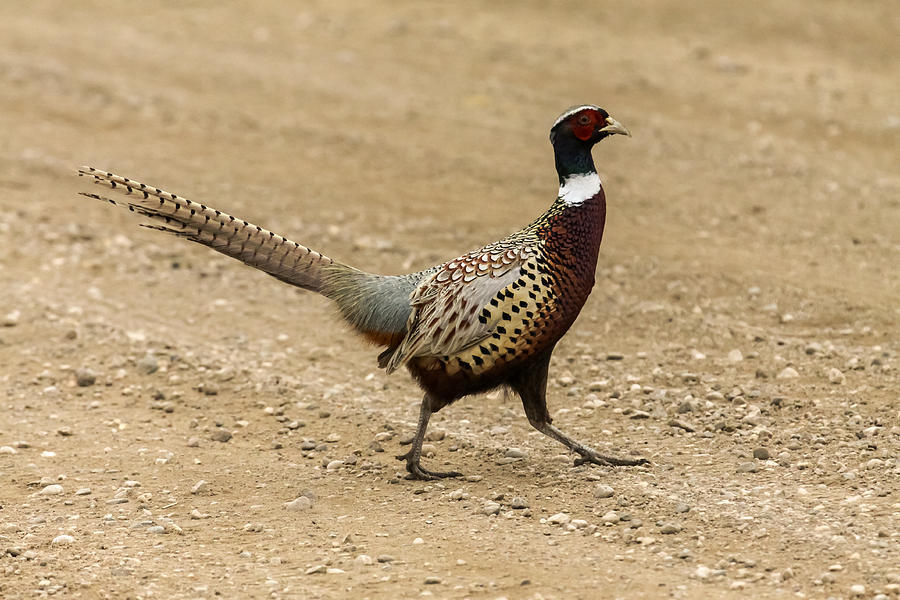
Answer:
[397,449,462,480]
[574,452,649,468]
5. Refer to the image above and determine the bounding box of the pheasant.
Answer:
[77,104,648,479]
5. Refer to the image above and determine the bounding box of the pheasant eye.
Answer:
[577,114,592,126]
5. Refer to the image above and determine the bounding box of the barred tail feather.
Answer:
[77,166,344,293]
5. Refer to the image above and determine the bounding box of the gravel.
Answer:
[210,429,232,443]
[285,496,313,510]
[593,484,614,499]
[39,484,64,496]
[75,368,97,387]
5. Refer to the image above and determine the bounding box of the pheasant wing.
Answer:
[384,239,539,373]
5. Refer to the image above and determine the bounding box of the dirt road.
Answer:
[1,2,898,598]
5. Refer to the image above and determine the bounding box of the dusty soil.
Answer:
[1,1,898,598]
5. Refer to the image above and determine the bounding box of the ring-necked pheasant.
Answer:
[77,104,648,479]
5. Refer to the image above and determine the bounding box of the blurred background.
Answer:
[0,2,898,598]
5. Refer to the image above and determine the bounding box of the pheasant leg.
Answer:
[397,394,462,480]
[532,421,650,467]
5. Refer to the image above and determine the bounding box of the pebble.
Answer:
[147,525,166,534]
[727,349,743,362]
[849,584,866,596]
[51,534,74,546]
[482,501,501,516]
[75,368,97,387]
[695,565,711,579]
[210,429,232,443]
[674,503,691,513]
[776,367,799,379]
[629,410,650,419]
[285,496,313,510]
[305,565,326,575]
[243,523,264,532]
[136,353,159,374]
[669,419,695,432]
[594,484,614,499]
[448,488,466,501]
[660,523,682,534]
[355,554,373,565]
[75,488,91,496]
[510,496,529,509]
[326,460,344,470]
[376,554,395,563]
[752,447,771,460]
[186,437,201,448]
[505,447,526,459]
[424,429,445,441]
[39,484,64,496]
[413,537,424,545]
[0,446,16,454]
[548,512,571,525]
[676,400,694,413]
[601,511,620,524]
[424,576,442,584]
[737,462,759,473]
[827,367,846,384]
[191,480,208,495]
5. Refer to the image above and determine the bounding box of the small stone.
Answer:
[210,429,232,443]
[190,509,209,519]
[424,576,441,584]
[547,512,571,525]
[191,480,208,495]
[600,511,619,524]
[424,429,445,441]
[660,523,682,534]
[737,462,759,473]
[376,554,395,563]
[2,310,20,326]
[505,447,526,459]
[629,410,651,419]
[243,523,264,532]
[285,496,313,510]
[305,565,326,575]
[75,488,91,496]
[199,382,219,396]
[326,568,345,574]
[75,368,97,387]
[448,488,466,501]
[147,525,166,534]
[593,484,614,499]
[606,352,624,361]
[510,496,529,509]
[51,534,74,546]
[355,554,373,565]
[412,537,424,544]
[777,367,799,379]
[753,447,771,460]
[186,437,201,448]
[136,353,159,374]
[727,349,743,362]
[669,419,695,432]
[482,501,501,516]
[849,584,866,596]
[676,401,694,413]
[695,565,711,579]
[39,484,64,496]
[0,446,16,454]
[827,367,846,384]
[326,460,344,470]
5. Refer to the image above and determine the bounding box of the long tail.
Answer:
[76,166,418,351]
[77,166,346,293]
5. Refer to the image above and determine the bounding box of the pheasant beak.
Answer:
[600,117,631,137]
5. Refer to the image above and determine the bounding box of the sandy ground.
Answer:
[1,1,899,598]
